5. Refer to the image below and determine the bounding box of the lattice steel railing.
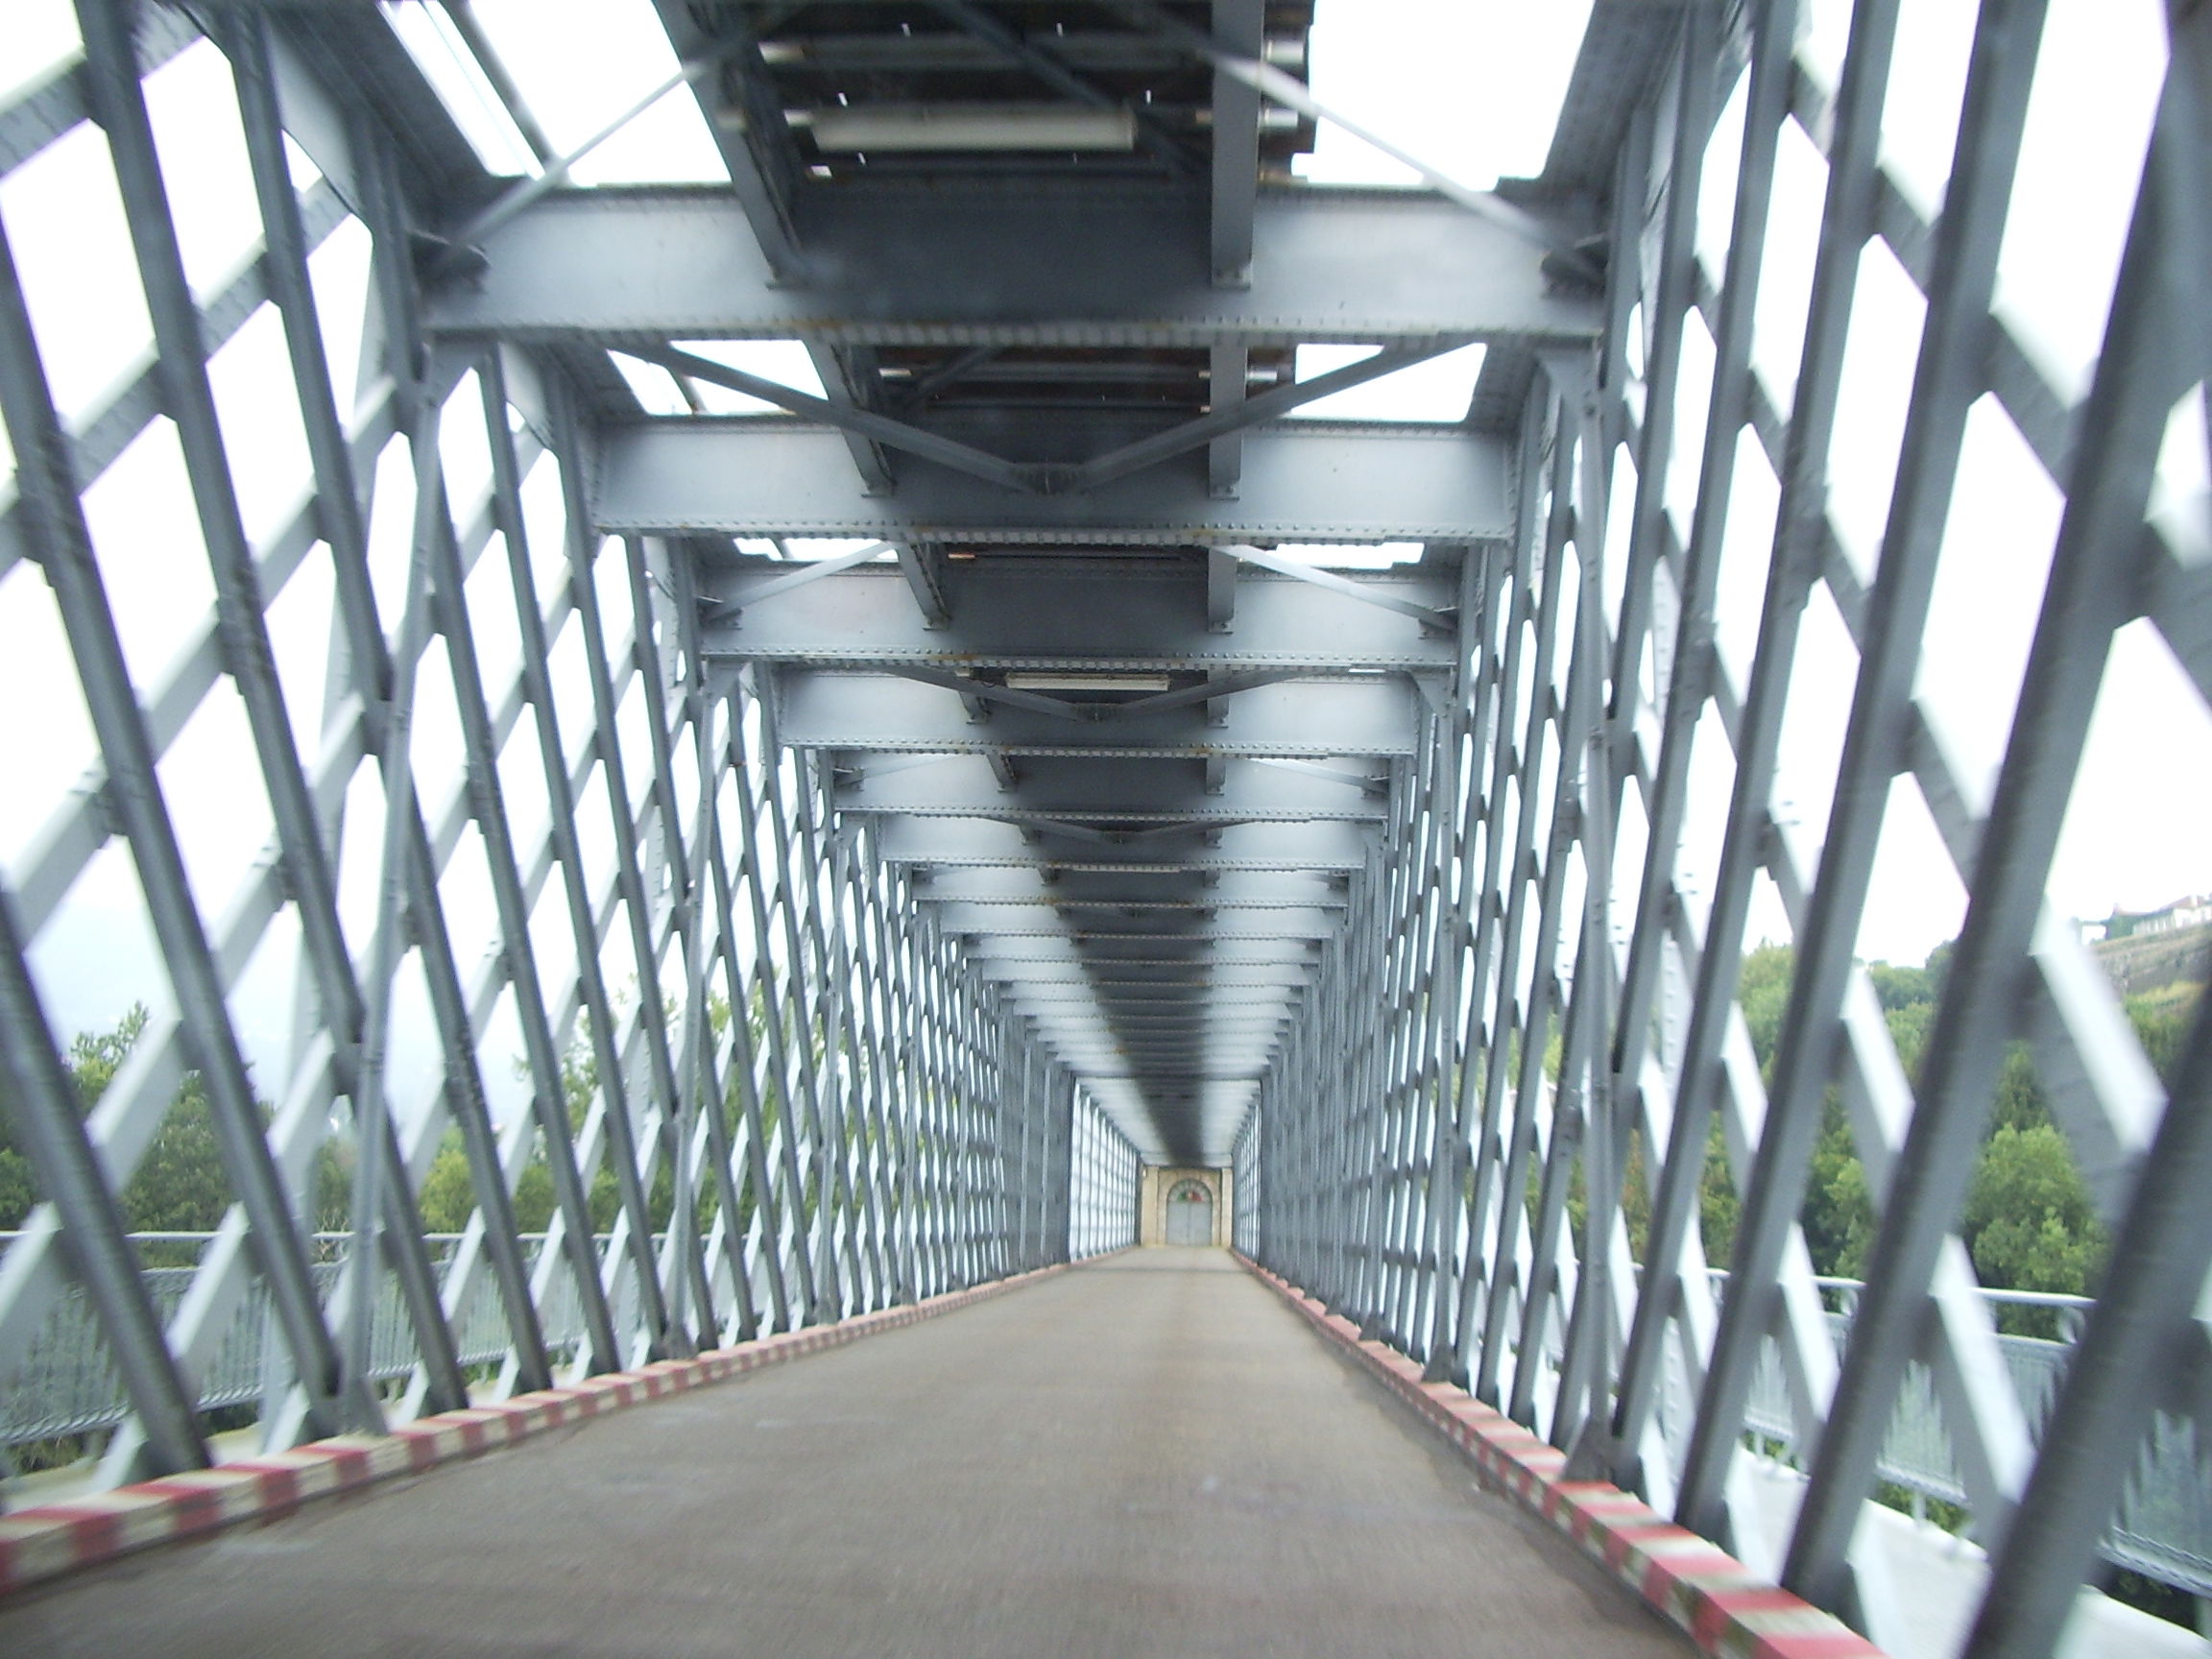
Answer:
[0,0,1134,1504]
[1248,3,2211,1656]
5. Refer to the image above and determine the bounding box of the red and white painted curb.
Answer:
[1239,1257,1888,1659]
[0,1262,1072,1599]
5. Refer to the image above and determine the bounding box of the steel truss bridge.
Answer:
[0,3,2208,1657]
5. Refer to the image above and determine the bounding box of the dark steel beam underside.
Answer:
[832,756,1389,821]
[875,818,1371,871]
[780,670,1417,757]
[707,563,1461,668]
[425,183,1599,349]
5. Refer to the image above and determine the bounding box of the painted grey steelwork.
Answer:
[593,421,1516,544]
[0,0,1134,1499]
[422,183,1601,348]
[0,6,2208,1659]
[1246,6,2212,1659]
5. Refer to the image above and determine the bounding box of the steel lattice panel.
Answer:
[0,8,2207,1659]
[1246,6,2212,1658]
[0,0,1135,1503]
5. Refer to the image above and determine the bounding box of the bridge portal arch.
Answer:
[1142,1167,1226,1248]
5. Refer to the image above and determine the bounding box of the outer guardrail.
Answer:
[11,1241,2204,1601]
[3,1234,600,1455]
[1675,1274,2212,1598]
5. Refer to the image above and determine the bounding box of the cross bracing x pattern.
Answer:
[0,8,2207,1659]
[0,0,1138,1499]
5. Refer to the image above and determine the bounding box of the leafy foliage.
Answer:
[1581,933,2200,1312]
[1963,1123,2107,1300]
[0,1005,340,1249]
[1716,938,2204,1313]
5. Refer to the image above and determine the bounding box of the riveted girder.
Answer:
[424,183,1600,349]
[777,669,1421,757]
[702,560,1463,666]
[595,423,1515,543]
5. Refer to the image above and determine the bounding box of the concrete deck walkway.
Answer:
[0,1250,1687,1658]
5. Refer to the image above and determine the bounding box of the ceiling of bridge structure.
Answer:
[304,0,1623,1165]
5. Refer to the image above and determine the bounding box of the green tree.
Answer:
[1963,1122,2107,1329]
[415,1132,477,1234]
[0,1007,346,1247]
[513,1160,557,1233]
[1737,942,1795,1076]
[0,1133,36,1232]
[0,1058,36,1228]
[1803,1099,1876,1278]
[74,1008,232,1237]
[1699,1116,1740,1264]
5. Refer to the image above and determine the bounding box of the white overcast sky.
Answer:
[0,0,2205,1114]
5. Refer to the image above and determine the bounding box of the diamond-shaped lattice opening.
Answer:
[1914,396,2064,806]
[1,119,155,424]
[1877,3,1978,222]
[1995,0,2168,406]
[1748,115,1827,408]
[1824,237,1926,582]
[82,418,217,688]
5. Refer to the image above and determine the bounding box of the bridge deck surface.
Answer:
[1,1251,1685,1658]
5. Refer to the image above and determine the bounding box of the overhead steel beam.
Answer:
[601,421,1512,544]
[1062,344,1453,493]
[834,756,1390,820]
[1025,1029,1288,1046]
[978,966,1313,985]
[894,539,952,626]
[933,903,1340,938]
[1070,1079,1264,1093]
[1049,990,1294,1013]
[756,31,1194,73]
[1035,1017,1292,1031]
[706,540,897,614]
[1047,1054,1286,1068]
[1011,987,1306,1007]
[1026,1035,1287,1052]
[1110,667,1310,718]
[703,563,1461,667]
[437,60,721,266]
[911,869,1348,908]
[782,669,1418,757]
[876,816,1372,871]
[1041,1033,1289,1047]
[1004,980,1307,999]
[1029,1009,1288,1026]
[423,184,1599,347]
[966,935,1319,963]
